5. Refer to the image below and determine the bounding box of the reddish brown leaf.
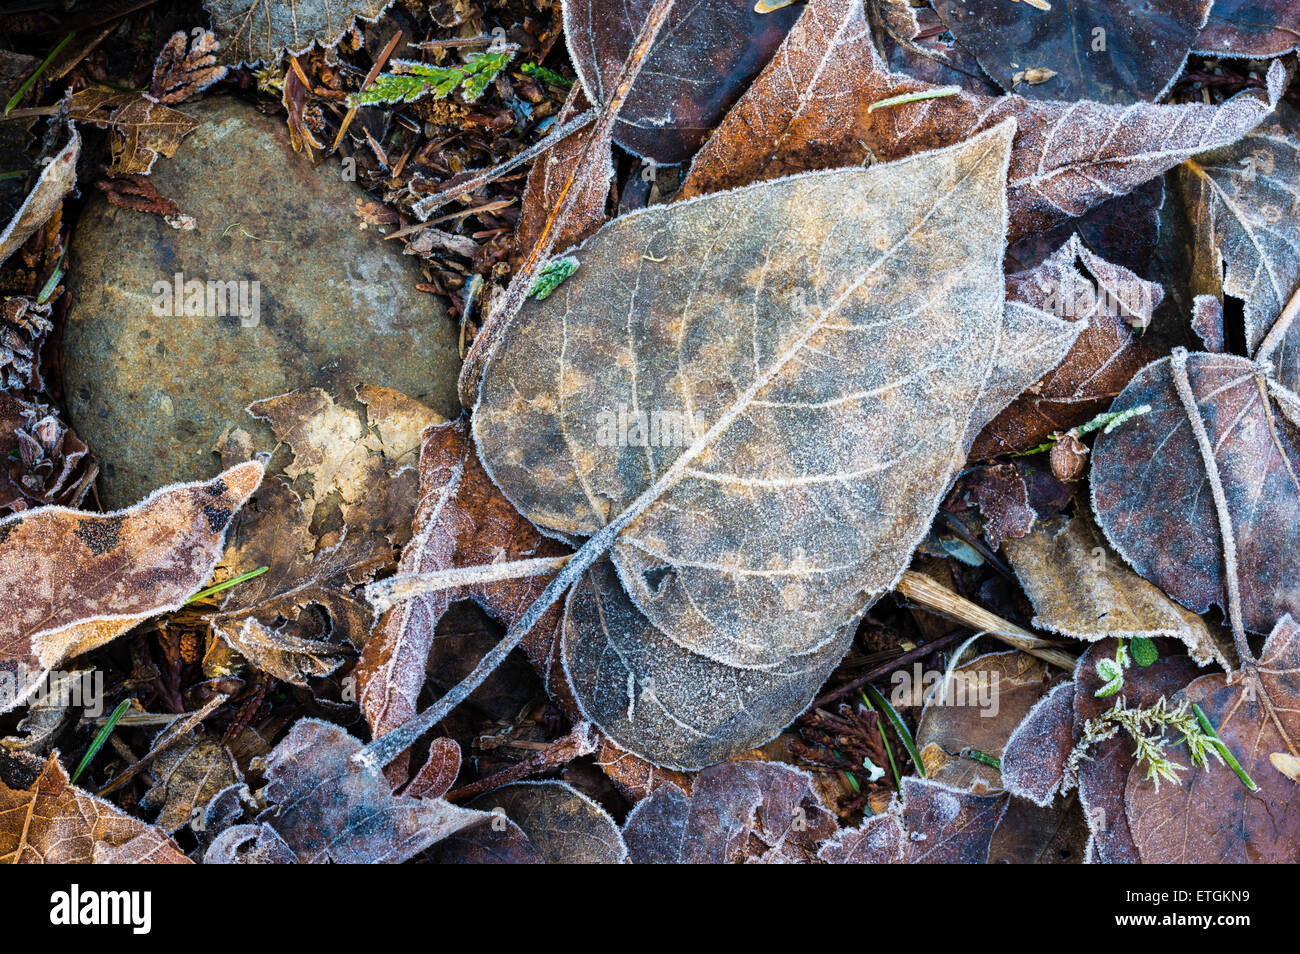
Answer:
[678,0,1283,243]
[0,461,263,713]
[1196,0,1300,57]
[0,753,189,863]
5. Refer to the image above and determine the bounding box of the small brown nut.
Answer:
[1050,432,1089,482]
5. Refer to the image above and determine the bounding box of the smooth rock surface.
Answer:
[63,97,460,507]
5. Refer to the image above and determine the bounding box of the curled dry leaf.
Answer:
[142,728,241,835]
[915,651,1052,794]
[204,0,395,66]
[1126,617,1300,862]
[1004,510,1229,667]
[563,0,801,164]
[1196,0,1300,57]
[818,776,1009,864]
[0,753,189,863]
[622,761,835,864]
[67,88,199,176]
[213,387,440,685]
[0,393,97,514]
[468,780,627,864]
[0,461,263,713]
[0,123,77,266]
[931,0,1212,103]
[972,235,1160,458]
[1001,640,1204,863]
[1091,352,1300,636]
[207,719,483,864]
[1180,105,1300,385]
[678,0,1284,243]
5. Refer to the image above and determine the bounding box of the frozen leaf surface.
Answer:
[1126,617,1300,863]
[204,0,395,66]
[1196,0,1300,56]
[1091,352,1300,635]
[622,761,836,863]
[67,88,198,175]
[0,125,77,266]
[470,780,626,863]
[679,0,1283,242]
[0,461,262,713]
[564,0,801,164]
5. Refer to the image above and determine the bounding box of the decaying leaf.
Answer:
[212,387,440,685]
[1126,617,1300,863]
[0,461,262,713]
[1005,511,1228,667]
[818,777,1010,864]
[1091,352,1300,636]
[931,0,1212,103]
[67,87,199,175]
[149,30,228,105]
[142,728,241,835]
[563,0,801,164]
[915,651,1052,793]
[469,780,626,863]
[1001,640,1204,863]
[204,0,395,66]
[206,719,483,863]
[972,235,1160,458]
[623,760,836,863]
[0,124,77,266]
[1196,0,1300,57]
[0,753,189,863]
[1180,105,1300,386]
[678,0,1284,243]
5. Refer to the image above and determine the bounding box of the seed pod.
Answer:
[1050,432,1089,482]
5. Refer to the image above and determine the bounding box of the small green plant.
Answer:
[1094,636,1159,697]
[353,48,517,106]
[1071,694,1224,791]
[529,256,580,300]
[1013,404,1153,457]
[71,697,132,785]
[520,62,572,88]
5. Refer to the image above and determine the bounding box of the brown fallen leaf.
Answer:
[68,87,199,176]
[469,780,627,863]
[0,752,189,863]
[818,776,1010,863]
[1091,351,1300,638]
[0,461,263,714]
[1196,0,1300,57]
[1001,639,1205,863]
[141,728,241,835]
[206,719,483,863]
[972,235,1160,458]
[1180,104,1300,389]
[0,123,77,266]
[678,0,1284,243]
[564,0,801,164]
[1126,617,1300,863]
[1005,510,1229,667]
[212,387,440,685]
[204,0,395,66]
[623,761,836,863]
[915,651,1052,794]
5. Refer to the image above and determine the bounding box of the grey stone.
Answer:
[62,97,460,507]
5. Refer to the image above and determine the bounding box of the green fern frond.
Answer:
[353,48,517,107]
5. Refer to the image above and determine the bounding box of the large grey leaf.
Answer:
[475,122,1068,674]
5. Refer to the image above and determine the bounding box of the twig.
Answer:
[410,108,596,219]
[812,630,965,709]
[444,723,597,802]
[895,570,1077,669]
[1255,285,1300,369]
[366,555,569,613]
[95,694,227,797]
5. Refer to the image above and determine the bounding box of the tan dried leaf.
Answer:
[1004,511,1229,667]
[469,780,626,864]
[0,124,77,266]
[0,754,189,863]
[0,462,263,713]
[142,728,241,834]
[68,87,199,175]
